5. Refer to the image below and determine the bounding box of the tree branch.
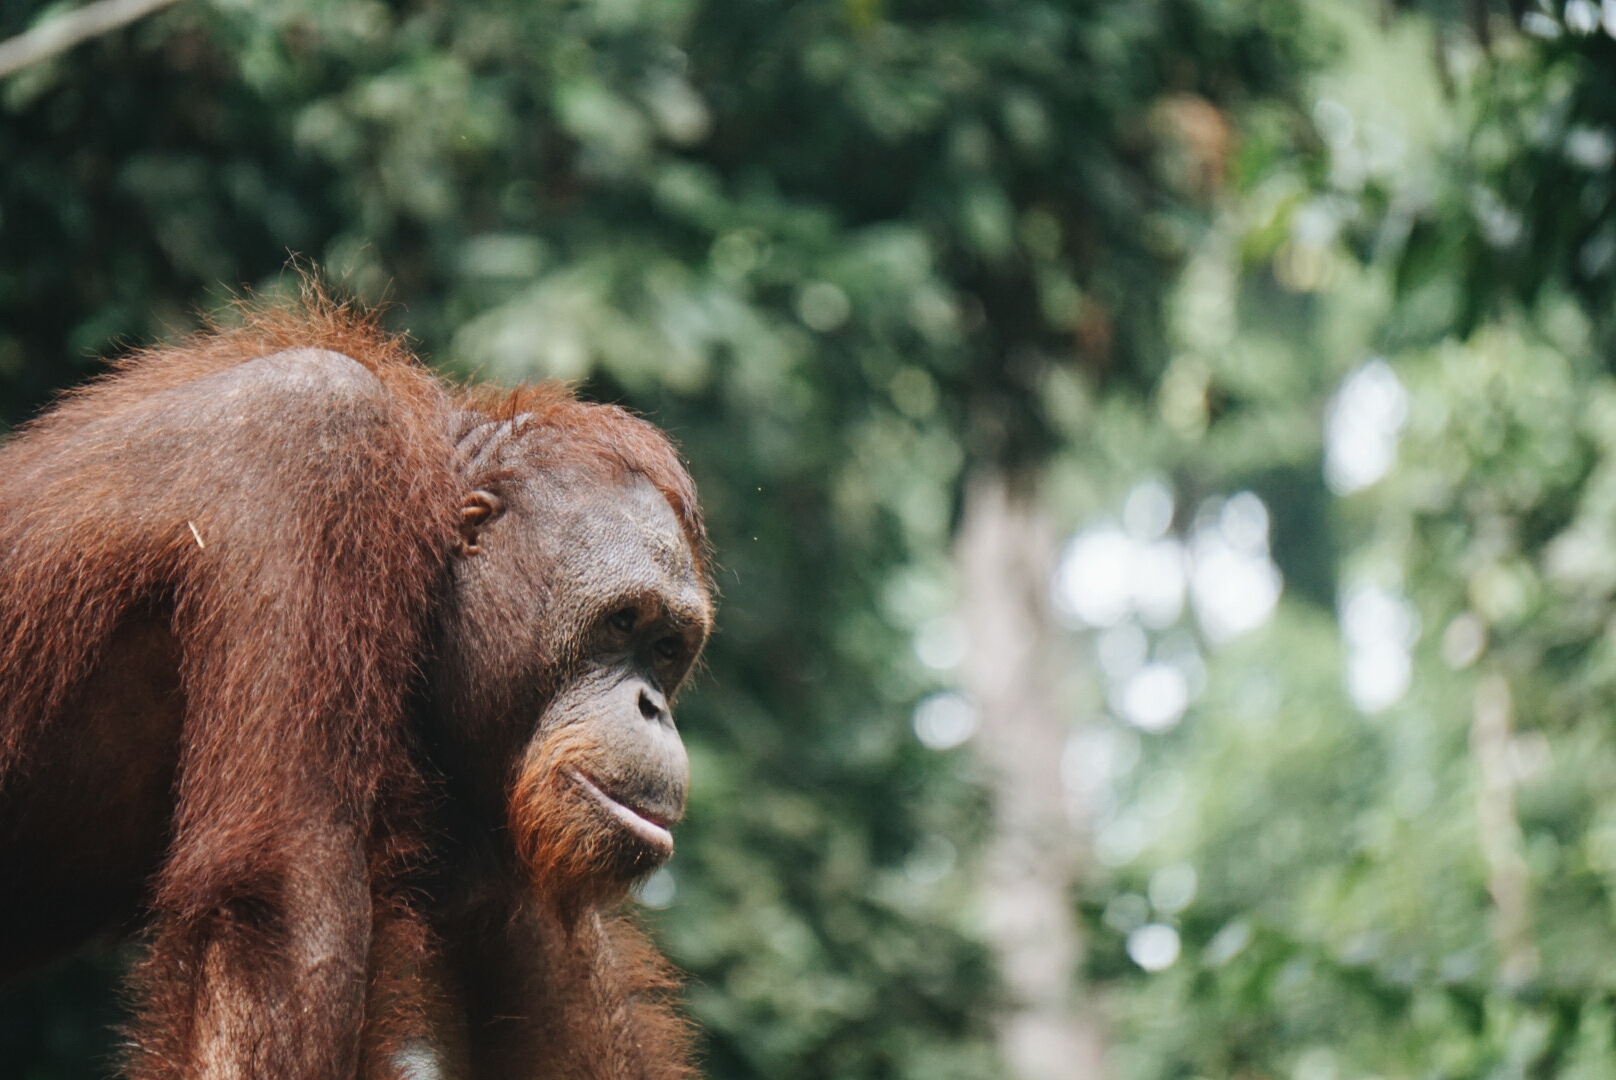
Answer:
[0,0,185,80]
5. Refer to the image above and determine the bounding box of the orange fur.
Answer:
[0,284,704,1079]
[507,727,678,916]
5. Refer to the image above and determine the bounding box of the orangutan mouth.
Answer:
[567,769,675,857]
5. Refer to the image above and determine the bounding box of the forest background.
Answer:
[3,0,1616,1077]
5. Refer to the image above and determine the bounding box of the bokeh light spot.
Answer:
[913,691,979,750]
[1126,923,1181,971]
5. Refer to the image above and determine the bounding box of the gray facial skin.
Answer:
[428,461,711,858]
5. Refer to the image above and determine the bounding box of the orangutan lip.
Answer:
[567,769,674,854]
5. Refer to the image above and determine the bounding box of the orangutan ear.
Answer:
[455,490,503,556]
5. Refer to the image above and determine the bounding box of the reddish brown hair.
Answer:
[0,282,706,1079]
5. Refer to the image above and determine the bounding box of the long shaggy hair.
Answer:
[0,281,705,1079]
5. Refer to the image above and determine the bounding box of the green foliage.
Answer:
[1070,7,1616,1079]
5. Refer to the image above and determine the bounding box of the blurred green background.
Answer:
[4,0,1616,1076]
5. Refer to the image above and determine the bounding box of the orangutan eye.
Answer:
[653,637,683,664]
[607,609,638,636]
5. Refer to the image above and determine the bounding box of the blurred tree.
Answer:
[1063,5,1616,1080]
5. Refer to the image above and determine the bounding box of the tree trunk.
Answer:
[0,0,185,80]
[957,472,1108,1080]
[1470,671,1537,986]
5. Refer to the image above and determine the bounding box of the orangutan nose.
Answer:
[638,685,669,725]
